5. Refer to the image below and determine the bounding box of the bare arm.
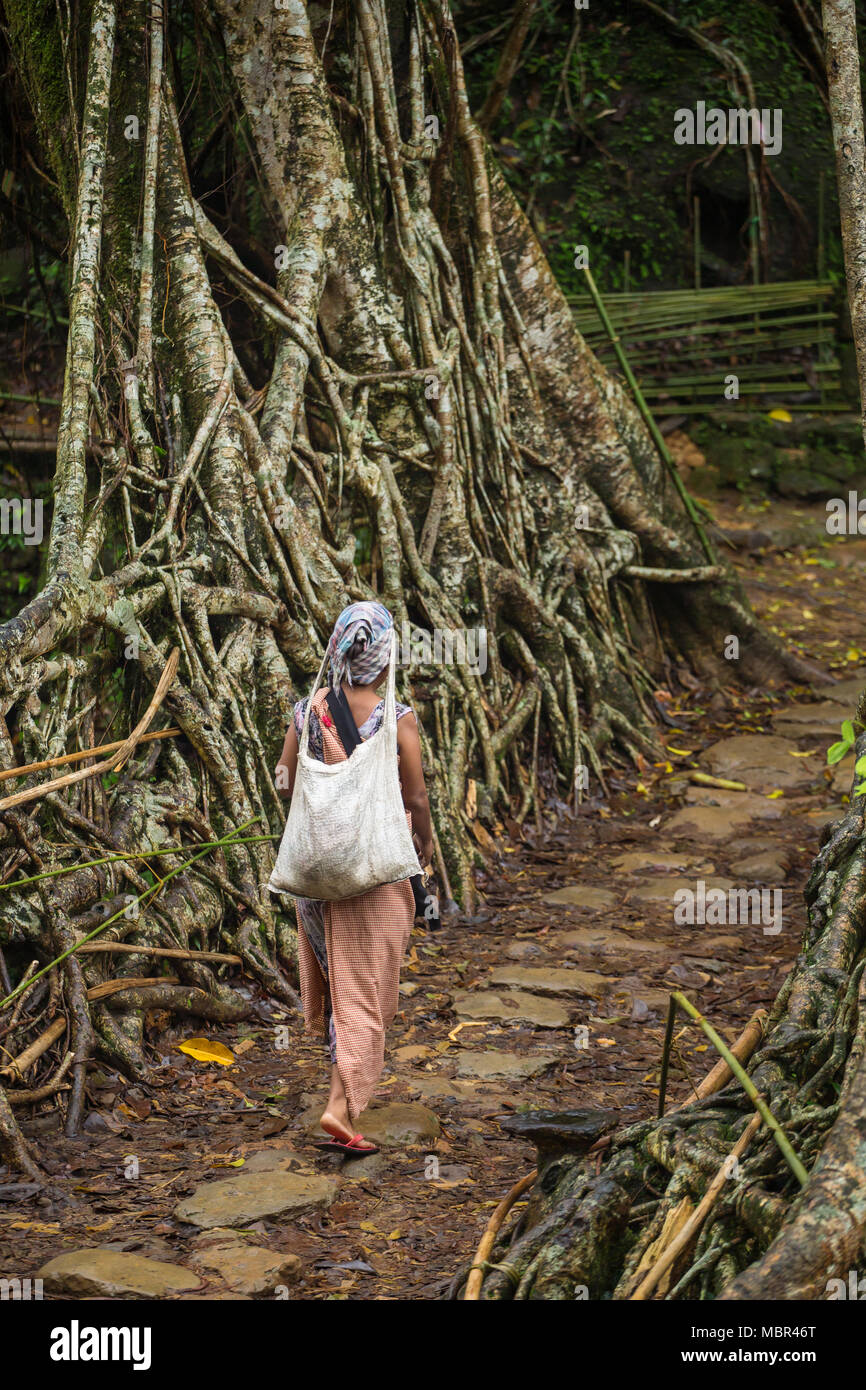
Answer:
[397,711,433,866]
[275,720,298,798]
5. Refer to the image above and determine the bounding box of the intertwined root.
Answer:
[0,0,812,1169]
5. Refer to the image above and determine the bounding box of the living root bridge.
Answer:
[0,0,812,1169]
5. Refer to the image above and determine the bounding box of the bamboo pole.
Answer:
[75,943,242,964]
[581,266,716,564]
[464,1169,537,1300]
[0,727,181,784]
[0,647,179,812]
[669,992,807,1187]
[630,1113,763,1301]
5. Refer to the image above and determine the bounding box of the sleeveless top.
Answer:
[292,694,412,763]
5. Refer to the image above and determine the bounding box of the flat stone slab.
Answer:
[455,1050,559,1080]
[402,1073,488,1101]
[175,1169,337,1229]
[611,850,716,875]
[189,1243,301,1296]
[505,939,547,961]
[353,1102,440,1146]
[772,699,851,740]
[35,1249,201,1298]
[728,851,788,884]
[684,787,784,815]
[489,965,608,1000]
[559,927,669,956]
[666,805,764,840]
[298,1099,439,1146]
[240,1148,309,1174]
[700,734,823,792]
[453,989,570,1028]
[542,885,617,911]
[628,875,733,907]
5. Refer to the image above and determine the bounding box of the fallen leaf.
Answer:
[178,1037,235,1066]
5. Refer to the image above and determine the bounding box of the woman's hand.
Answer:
[413,831,434,869]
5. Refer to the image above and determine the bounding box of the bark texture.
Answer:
[0,0,808,1170]
[823,0,866,448]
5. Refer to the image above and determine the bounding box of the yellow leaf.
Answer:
[666,746,694,756]
[766,789,785,799]
[597,1037,617,1047]
[359,1221,378,1233]
[178,1037,235,1066]
[387,1228,403,1240]
[767,408,792,422]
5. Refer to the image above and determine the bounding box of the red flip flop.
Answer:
[313,1132,379,1158]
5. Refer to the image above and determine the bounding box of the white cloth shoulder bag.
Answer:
[268,633,421,901]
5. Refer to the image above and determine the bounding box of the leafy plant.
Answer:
[827,720,866,794]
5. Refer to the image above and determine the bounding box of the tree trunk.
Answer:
[0,0,808,1171]
[823,0,866,448]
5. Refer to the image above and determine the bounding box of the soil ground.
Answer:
[2,481,865,1301]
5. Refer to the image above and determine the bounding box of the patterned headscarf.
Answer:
[327,601,394,689]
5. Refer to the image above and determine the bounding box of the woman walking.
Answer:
[274,601,434,1155]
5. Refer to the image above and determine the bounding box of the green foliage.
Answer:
[456,0,843,294]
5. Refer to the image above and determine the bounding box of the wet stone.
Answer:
[499,1109,618,1175]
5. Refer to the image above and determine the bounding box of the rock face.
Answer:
[452,989,570,1028]
[35,1249,201,1298]
[699,734,822,792]
[175,1168,337,1229]
[488,965,609,999]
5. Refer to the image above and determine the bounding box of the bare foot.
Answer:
[319,1110,376,1150]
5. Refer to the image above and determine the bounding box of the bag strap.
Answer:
[325,685,363,757]
[298,649,329,757]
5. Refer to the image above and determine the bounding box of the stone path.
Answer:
[2,494,865,1300]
